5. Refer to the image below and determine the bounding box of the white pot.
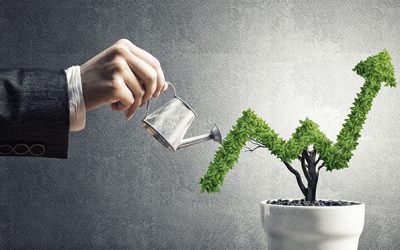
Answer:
[260,200,365,250]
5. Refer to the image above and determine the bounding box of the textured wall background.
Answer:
[0,0,399,249]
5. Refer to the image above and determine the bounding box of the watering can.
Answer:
[142,82,222,151]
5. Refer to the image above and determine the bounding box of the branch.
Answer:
[315,155,321,165]
[245,138,266,152]
[283,161,307,197]
[249,138,264,146]
[318,163,325,172]
[245,145,265,152]
[299,153,311,183]
[302,150,311,169]
[306,145,316,159]
[315,163,325,185]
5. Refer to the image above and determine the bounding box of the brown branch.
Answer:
[284,161,307,197]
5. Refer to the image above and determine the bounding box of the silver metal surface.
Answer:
[177,124,222,149]
[142,82,222,151]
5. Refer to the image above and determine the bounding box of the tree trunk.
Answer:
[284,148,324,202]
[301,148,321,202]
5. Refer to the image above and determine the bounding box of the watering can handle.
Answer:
[144,81,177,117]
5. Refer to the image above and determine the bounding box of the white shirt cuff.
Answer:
[65,66,86,132]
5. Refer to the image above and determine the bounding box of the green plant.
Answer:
[200,50,397,201]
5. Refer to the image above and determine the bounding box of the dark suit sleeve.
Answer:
[0,69,69,158]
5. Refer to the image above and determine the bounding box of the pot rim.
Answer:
[261,199,365,209]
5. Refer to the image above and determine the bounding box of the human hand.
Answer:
[80,39,168,119]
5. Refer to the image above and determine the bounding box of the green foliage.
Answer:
[201,50,397,193]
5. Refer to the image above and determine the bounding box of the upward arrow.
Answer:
[201,50,397,193]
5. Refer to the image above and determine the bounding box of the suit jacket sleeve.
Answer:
[0,69,69,158]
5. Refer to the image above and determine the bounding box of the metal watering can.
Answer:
[142,82,222,151]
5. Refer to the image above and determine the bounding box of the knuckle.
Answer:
[156,83,164,92]
[116,38,135,48]
[110,45,127,57]
[152,58,161,69]
[137,89,145,98]
[127,96,135,105]
[116,38,130,44]
[116,56,126,65]
[145,69,157,83]
[111,78,123,90]
[112,57,126,71]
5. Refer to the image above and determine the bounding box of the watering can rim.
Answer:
[143,82,198,118]
[173,96,198,117]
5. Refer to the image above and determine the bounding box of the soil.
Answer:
[266,199,360,206]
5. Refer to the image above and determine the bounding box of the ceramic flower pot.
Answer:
[260,200,365,250]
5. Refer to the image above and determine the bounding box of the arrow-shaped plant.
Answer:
[200,50,397,201]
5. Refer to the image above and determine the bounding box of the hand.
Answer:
[80,39,168,119]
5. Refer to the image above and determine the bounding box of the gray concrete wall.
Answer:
[0,0,399,249]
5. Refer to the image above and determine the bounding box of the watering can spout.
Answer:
[177,124,222,150]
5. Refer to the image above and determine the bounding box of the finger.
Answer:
[110,100,133,111]
[162,81,168,91]
[111,76,135,112]
[117,39,167,97]
[153,65,166,98]
[118,59,145,119]
[118,49,157,104]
